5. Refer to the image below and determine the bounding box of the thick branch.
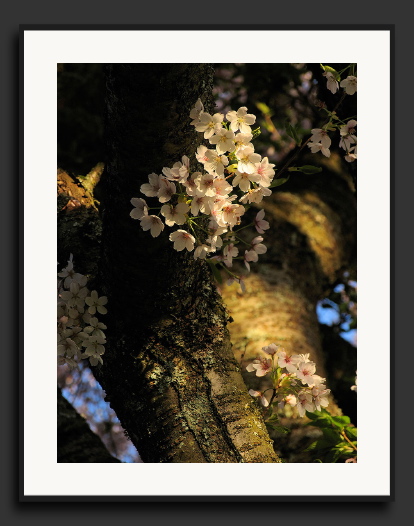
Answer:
[222,163,357,419]
[57,388,120,463]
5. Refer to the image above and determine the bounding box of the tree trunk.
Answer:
[97,64,280,463]
[57,388,120,463]
[221,162,357,425]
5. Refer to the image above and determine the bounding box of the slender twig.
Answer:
[341,429,357,451]
[264,388,278,419]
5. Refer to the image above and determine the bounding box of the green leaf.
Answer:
[321,428,342,445]
[305,439,332,451]
[345,426,358,440]
[269,176,290,188]
[305,410,320,420]
[288,165,322,175]
[285,122,294,138]
[320,64,341,81]
[333,415,351,425]
[206,259,223,285]
[306,409,333,424]
[256,101,273,116]
[331,448,344,463]
[285,122,301,145]
[272,425,290,435]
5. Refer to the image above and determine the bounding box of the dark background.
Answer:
[2,4,406,525]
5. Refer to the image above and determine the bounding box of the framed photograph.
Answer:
[21,25,392,501]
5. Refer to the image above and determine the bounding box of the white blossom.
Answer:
[340,75,357,95]
[58,255,87,288]
[345,146,357,163]
[249,389,269,407]
[189,98,204,122]
[162,156,190,183]
[204,150,229,176]
[221,203,245,228]
[190,192,212,216]
[130,197,148,220]
[233,132,253,152]
[246,356,273,377]
[339,120,357,150]
[239,186,272,204]
[310,129,331,149]
[183,172,202,196]
[226,107,256,133]
[195,145,209,165]
[232,170,260,193]
[312,385,330,411]
[161,202,189,226]
[81,336,105,366]
[277,349,301,374]
[60,282,89,312]
[254,209,270,234]
[57,337,79,359]
[297,391,315,417]
[140,215,165,237]
[236,146,261,174]
[58,261,107,367]
[169,229,195,251]
[213,177,232,197]
[209,126,235,155]
[85,290,108,315]
[262,343,280,355]
[194,244,210,260]
[251,236,267,254]
[140,173,163,197]
[194,112,224,139]
[157,179,176,203]
[323,71,339,94]
[223,243,239,267]
[196,173,217,197]
[296,361,317,386]
[308,141,331,158]
[252,157,275,188]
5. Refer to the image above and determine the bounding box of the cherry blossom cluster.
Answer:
[307,119,357,163]
[57,254,108,367]
[323,71,357,97]
[308,65,357,163]
[130,99,276,288]
[246,343,330,417]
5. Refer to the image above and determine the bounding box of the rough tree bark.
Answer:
[220,160,357,459]
[57,387,120,463]
[223,166,356,375]
[96,64,280,463]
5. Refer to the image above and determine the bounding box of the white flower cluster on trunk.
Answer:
[57,255,108,367]
[246,344,331,417]
[131,100,276,290]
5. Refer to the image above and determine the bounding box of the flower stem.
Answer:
[341,430,357,451]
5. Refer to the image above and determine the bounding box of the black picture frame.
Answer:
[14,19,400,515]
